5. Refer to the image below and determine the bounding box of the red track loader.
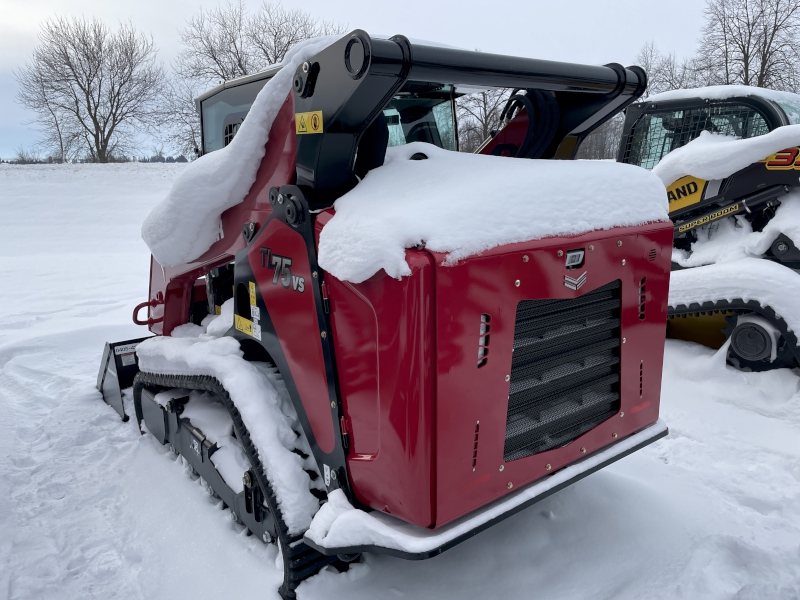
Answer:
[97,32,672,598]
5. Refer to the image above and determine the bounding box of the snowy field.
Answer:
[1,163,799,599]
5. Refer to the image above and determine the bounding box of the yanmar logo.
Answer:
[564,272,587,290]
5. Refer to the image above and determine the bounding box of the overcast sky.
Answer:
[0,0,706,159]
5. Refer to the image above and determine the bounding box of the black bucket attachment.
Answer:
[97,337,152,421]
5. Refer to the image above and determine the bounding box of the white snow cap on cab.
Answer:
[317,142,669,284]
[141,36,339,267]
[651,126,800,186]
[646,85,800,124]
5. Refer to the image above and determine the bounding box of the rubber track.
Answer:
[668,297,800,368]
[133,371,339,599]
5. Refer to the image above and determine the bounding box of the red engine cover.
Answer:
[324,218,672,529]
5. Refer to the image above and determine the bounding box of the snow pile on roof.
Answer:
[673,192,800,268]
[646,85,800,124]
[317,143,669,283]
[141,36,338,267]
[651,126,800,186]
[669,258,800,338]
[136,300,321,534]
[305,420,667,554]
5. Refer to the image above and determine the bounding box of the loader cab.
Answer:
[196,69,458,156]
[618,91,800,170]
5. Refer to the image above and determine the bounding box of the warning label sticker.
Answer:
[235,314,253,336]
[120,353,136,367]
[296,111,323,135]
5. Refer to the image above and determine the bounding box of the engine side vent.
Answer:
[477,314,491,368]
[648,249,657,262]
[472,421,480,471]
[638,278,647,320]
[639,360,644,398]
[503,280,622,462]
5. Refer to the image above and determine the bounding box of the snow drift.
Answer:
[141,36,338,267]
[306,421,668,554]
[136,302,321,534]
[318,142,669,283]
[669,257,800,338]
[672,192,800,268]
[652,126,800,186]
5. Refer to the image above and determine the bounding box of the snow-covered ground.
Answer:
[1,164,799,599]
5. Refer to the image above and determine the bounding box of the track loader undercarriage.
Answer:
[133,372,346,598]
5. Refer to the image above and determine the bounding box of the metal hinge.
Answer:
[340,416,351,449]
[321,280,331,314]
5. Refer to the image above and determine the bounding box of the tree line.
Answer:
[13,0,800,163]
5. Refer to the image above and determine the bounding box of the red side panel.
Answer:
[325,248,437,528]
[248,219,336,454]
[431,223,672,526]
[322,212,671,530]
[147,93,297,335]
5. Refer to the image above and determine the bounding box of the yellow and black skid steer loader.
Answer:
[618,86,800,371]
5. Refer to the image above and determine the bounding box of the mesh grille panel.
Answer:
[504,280,622,462]
[621,104,769,170]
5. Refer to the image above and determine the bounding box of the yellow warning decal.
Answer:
[678,203,739,232]
[762,147,800,170]
[667,175,707,212]
[249,281,257,306]
[235,314,253,336]
[296,110,323,135]
[214,304,221,316]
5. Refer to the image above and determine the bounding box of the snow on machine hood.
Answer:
[318,143,668,283]
[652,126,800,187]
[140,36,339,267]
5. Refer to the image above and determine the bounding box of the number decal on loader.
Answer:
[259,247,305,293]
[763,147,800,170]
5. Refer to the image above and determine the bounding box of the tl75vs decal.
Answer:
[259,248,305,293]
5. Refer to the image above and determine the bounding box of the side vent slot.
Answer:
[472,421,480,471]
[477,314,491,367]
[638,278,647,320]
[648,248,657,262]
[639,360,644,398]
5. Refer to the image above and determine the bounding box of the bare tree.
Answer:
[175,0,255,83]
[575,114,625,160]
[247,3,346,66]
[15,17,165,163]
[457,88,511,153]
[699,0,800,90]
[159,77,204,156]
[175,1,347,84]
[166,1,346,156]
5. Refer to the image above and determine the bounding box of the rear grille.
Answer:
[503,280,622,462]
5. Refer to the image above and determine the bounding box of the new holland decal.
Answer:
[666,175,707,212]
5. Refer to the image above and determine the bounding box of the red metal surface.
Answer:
[248,219,336,454]
[430,223,672,525]
[145,92,297,335]
[324,219,672,529]
[478,107,530,157]
[325,244,437,527]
